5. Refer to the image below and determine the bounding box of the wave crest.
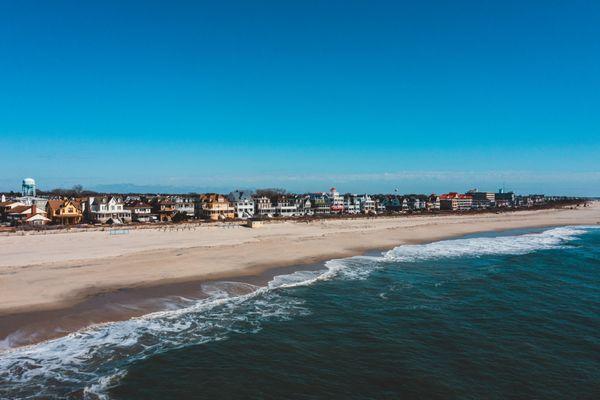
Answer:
[384,226,589,262]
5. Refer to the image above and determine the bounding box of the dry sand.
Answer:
[1,203,599,318]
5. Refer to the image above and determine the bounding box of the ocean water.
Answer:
[1,226,599,399]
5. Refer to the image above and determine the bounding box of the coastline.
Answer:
[1,203,599,348]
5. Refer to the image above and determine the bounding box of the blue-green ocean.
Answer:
[1,226,599,399]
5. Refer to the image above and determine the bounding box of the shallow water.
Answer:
[1,226,599,399]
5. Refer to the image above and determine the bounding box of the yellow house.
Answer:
[46,199,83,225]
[199,194,235,221]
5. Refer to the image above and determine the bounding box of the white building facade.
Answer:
[87,196,132,224]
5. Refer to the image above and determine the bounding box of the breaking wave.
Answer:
[383,226,592,262]
[0,226,594,399]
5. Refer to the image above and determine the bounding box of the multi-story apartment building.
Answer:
[440,193,473,211]
[467,190,496,209]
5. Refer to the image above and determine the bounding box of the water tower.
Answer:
[22,178,36,197]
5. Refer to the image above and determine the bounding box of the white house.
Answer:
[171,196,195,217]
[125,201,156,222]
[343,195,361,214]
[87,196,132,224]
[254,196,275,217]
[275,196,298,217]
[228,190,255,219]
[358,195,376,213]
[293,196,312,216]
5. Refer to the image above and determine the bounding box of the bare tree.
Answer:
[255,188,287,201]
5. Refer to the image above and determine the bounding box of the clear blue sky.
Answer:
[1,0,599,195]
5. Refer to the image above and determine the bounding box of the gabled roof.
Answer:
[8,205,32,214]
[0,201,24,208]
[25,214,50,222]
[46,199,82,211]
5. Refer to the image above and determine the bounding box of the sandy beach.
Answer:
[1,203,599,320]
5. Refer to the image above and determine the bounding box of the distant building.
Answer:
[329,188,344,213]
[440,193,473,211]
[375,198,386,214]
[125,201,156,222]
[396,195,427,211]
[426,194,440,210]
[358,194,376,213]
[381,195,401,212]
[86,196,132,224]
[467,190,496,209]
[309,193,331,214]
[254,196,275,217]
[46,199,83,225]
[171,196,195,218]
[293,195,312,216]
[495,189,515,207]
[6,204,50,226]
[153,198,177,222]
[198,194,235,221]
[343,195,361,214]
[0,200,26,221]
[275,196,298,217]
[228,190,255,219]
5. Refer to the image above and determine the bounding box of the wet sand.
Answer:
[1,203,599,348]
[0,261,323,348]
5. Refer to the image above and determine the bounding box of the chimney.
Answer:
[31,204,37,215]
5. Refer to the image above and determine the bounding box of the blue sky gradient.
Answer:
[1,1,599,195]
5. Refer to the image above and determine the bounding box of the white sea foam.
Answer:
[0,225,594,399]
[0,280,312,399]
[383,226,590,262]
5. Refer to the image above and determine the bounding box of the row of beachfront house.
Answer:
[0,186,565,227]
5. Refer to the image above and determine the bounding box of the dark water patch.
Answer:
[111,227,600,400]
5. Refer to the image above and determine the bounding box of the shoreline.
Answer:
[1,203,599,348]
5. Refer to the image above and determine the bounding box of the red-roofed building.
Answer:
[6,204,51,226]
[439,193,473,211]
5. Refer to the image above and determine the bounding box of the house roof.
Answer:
[46,199,82,211]
[440,193,472,200]
[25,214,50,222]
[0,201,24,208]
[8,205,32,214]
[46,199,63,210]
